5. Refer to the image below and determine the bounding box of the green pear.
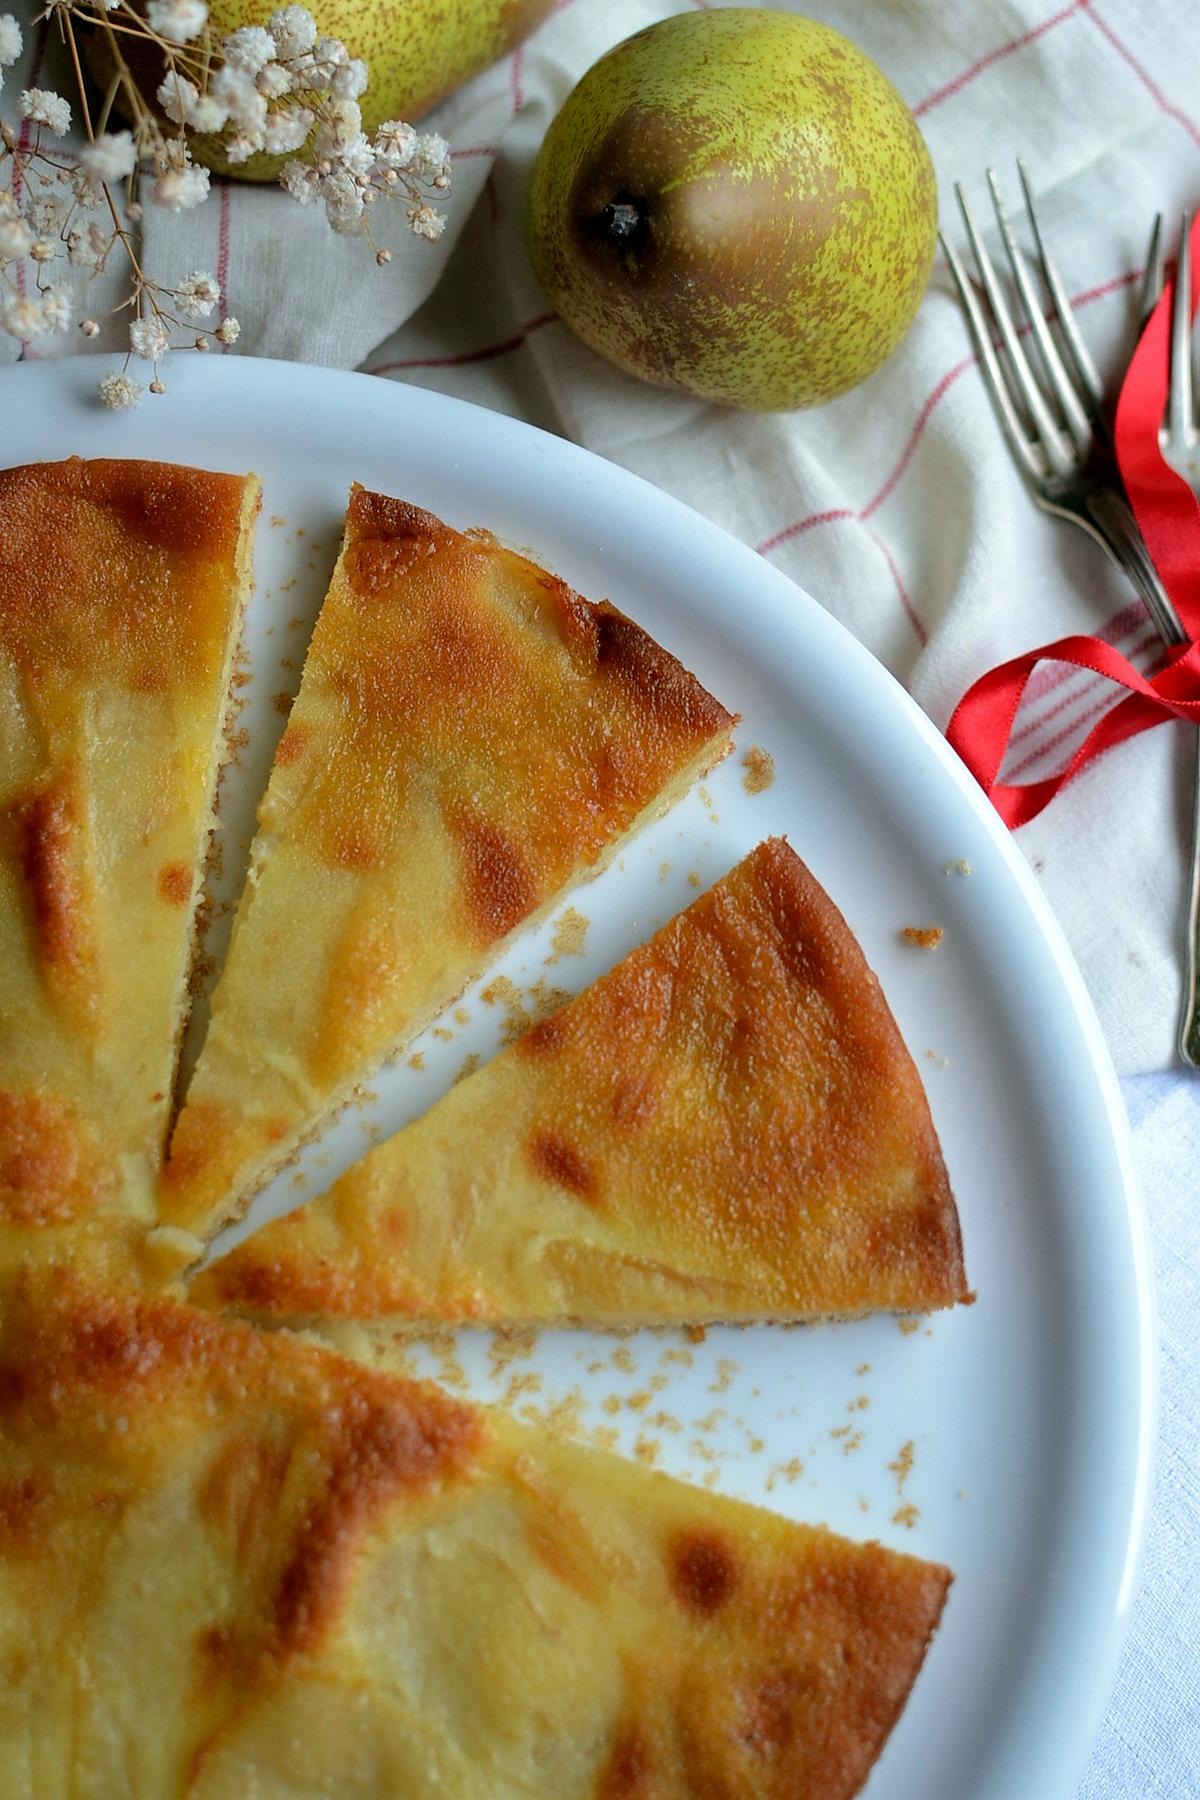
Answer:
[84,0,554,182]
[525,9,937,410]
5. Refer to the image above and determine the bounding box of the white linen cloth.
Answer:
[5,2,1199,1792]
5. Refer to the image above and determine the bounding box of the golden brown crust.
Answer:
[0,1091,109,1226]
[0,457,248,690]
[0,1278,949,1798]
[160,486,734,1242]
[196,838,966,1326]
[0,456,258,1272]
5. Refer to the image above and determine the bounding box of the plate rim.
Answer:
[2,351,1157,1799]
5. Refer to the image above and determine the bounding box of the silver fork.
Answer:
[1147,212,1200,1063]
[942,165,1200,1067]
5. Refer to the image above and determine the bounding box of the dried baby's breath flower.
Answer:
[19,88,71,136]
[67,221,108,266]
[406,202,445,242]
[146,0,208,45]
[269,5,316,60]
[222,24,275,73]
[1,0,451,385]
[174,269,219,317]
[150,160,210,211]
[98,370,143,409]
[130,314,170,359]
[374,120,415,167]
[256,62,293,100]
[26,192,66,234]
[1,293,46,338]
[322,165,362,234]
[0,213,32,261]
[157,72,199,126]
[224,124,266,164]
[0,14,22,66]
[40,283,72,331]
[330,58,367,102]
[211,64,266,131]
[80,129,136,183]
[263,106,311,155]
[279,156,321,203]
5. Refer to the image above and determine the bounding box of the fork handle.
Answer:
[1084,487,1187,644]
[1182,730,1200,1066]
[1083,486,1200,1066]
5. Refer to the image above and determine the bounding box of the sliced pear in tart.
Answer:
[194,839,967,1329]
[158,487,734,1254]
[0,457,259,1275]
[0,1273,951,1800]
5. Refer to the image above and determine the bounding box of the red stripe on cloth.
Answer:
[1009,623,1159,750]
[1006,681,1133,780]
[509,45,525,114]
[859,357,975,520]
[755,508,856,557]
[753,511,925,643]
[1081,2,1200,150]
[451,146,498,161]
[866,525,929,646]
[216,180,231,350]
[912,1,1084,117]
[367,311,558,374]
[1021,600,1147,707]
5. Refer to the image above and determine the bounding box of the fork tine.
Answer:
[954,182,1077,479]
[1139,214,1164,329]
[986,167,1093,453]
[1017,159,1106,420]
[1169,211,1194,445]
[940,230,1045,485]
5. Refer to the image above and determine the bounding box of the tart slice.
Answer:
[0,1274,951,1800]
[0,457,259,1273]
[159,488,734,1252]
[194,839,968,1329]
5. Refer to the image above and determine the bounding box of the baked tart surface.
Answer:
[160,487,734,1250]
[0,1275,950,1800]
[0,457,259,1278]
[195,838,967,1329]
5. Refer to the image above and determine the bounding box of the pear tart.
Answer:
[0,1275,951,1800]
[195,839,967,1330]
[159,487,735,1255]
[0,457,260,1278]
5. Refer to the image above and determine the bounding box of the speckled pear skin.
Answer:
[209,0,555,127]
[84,0,555,182]
[525,9,937,412]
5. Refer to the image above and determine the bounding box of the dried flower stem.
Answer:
[0,2,451,404]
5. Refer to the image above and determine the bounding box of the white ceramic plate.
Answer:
[6,354,1153,1800]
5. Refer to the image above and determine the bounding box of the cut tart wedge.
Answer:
[194,838,968,1329]
[0,1273,951,1800]
[0,457,259,1279]
[158,487,734,1256]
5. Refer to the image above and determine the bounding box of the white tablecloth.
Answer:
[5,1,1199,1791]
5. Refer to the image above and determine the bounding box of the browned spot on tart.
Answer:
[157,860,193,905]
[528,1130,596,1202]
[668,1526,739,1615]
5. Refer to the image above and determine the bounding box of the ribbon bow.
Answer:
[946,213,1200,828]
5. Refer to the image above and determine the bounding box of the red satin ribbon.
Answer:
[946,212,1200,828]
